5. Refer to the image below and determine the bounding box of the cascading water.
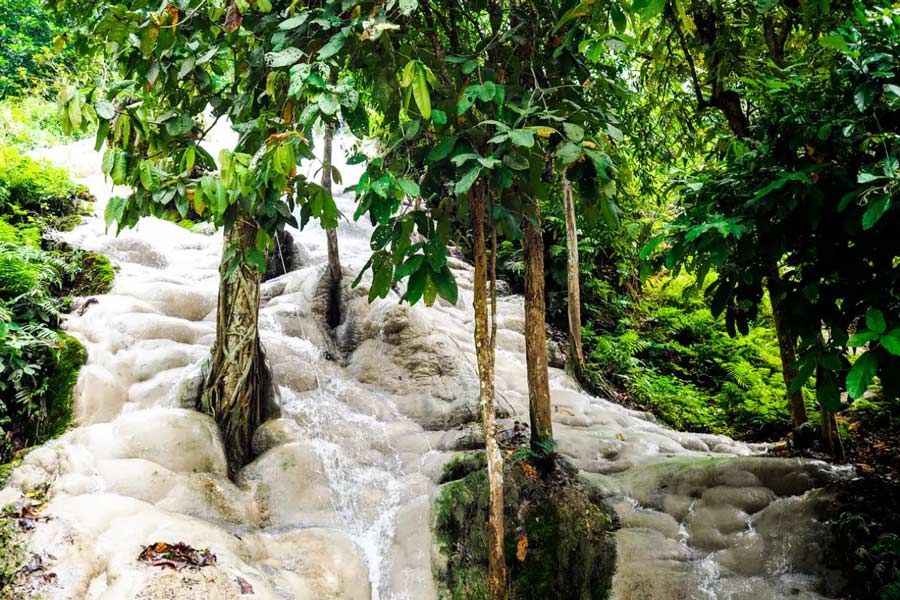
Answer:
[0,131,850,599]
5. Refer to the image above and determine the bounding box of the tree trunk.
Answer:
[523,198,553,455]
[820,406,845,461]
[561,172,585,379]
[765,266,808,442]
[321,120,342,328]
[200,216,268,476]
[470,185,507,600]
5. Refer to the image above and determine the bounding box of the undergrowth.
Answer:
[582,272,808,440]
[0,144,109,463]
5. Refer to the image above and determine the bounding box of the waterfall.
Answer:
[0,133,848,599]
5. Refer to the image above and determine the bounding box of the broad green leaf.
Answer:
[112,149,127,185]
[395,254,424,279]
[817,369,841,412]
[563,122,584,143]
[423,275,438,306]
[509,129,534,148]
[819,33,849,52]
[139,160,160,190]
[556,142,582,166]
[318,32,347,60]
[405,267,427,304]
[94,100,115,120]
[857,172,884,183]
[427,136,457,161]
[431,109,447,125]
[866,308,886,334]
[265,48,304,68]
[104,196,126,230]
[846,350,878,399]
[862,195,891,230]
[880,334,900,356]
[432,265,458,305]
[397,178,420,197]
[454,165,482,196]
[279,14,309,29]
[632,0,666,18]
[848,330,879,347]
[246,248,267,272]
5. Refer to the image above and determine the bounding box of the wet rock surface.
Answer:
[0,136,850,599]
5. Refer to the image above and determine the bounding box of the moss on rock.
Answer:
[41,333,86,440]
[434,455,617,600]
[63,250,115,296]
[0,515,24,596]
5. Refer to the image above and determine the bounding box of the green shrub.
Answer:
[583,272,803,439]
[0,145,84,221]
[0,96,88,151]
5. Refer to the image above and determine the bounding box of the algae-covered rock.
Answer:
[433,455,617,600]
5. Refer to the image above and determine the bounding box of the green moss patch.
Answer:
[434,456,617,600]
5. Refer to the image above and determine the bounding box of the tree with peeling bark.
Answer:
[59,0,380,473]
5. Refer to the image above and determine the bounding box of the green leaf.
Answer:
[819,33,849,53]
[563,122,584,143]
[866,308,886,334]
[318,31,347,60]
[369,262,393,302]
[454,165,482,196]
[862,195,891,230]
[427,136,457,161]
[112,149,127,185]
[246,248,267,272]
[94,100,115,120]
[139,160,160,191]
[104,196,126,231]
[846,351,878,399]
[423,274,438,306]
[265,47,304,68]
[556,142,582,166]
[509,129,535,148]
[102,147,115,176]
[880,334,900,356]
[432,265,458,305]
[431,109,447,125]
[857,172,884,184]
[817,369,841,412]
[411,66,432,119]
[610,3,627,31]
[400,60,417,88]
[395,254,424,279]
[397,178,420,197]
[405,267,427,304]
[279,14,308,29]
[848,330,879,347]
[632,0,666,18]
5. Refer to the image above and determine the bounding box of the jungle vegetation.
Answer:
[1,0,900,597]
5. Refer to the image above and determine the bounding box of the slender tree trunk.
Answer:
[561,172,585,379]
[820,405,845,461]
[200,216,268,476]
[321,120,342,328]
[322,120,340,283]
[816,334,846,461]
[765,266,808,446]
[470,185,507,600]
[523,197,553,456]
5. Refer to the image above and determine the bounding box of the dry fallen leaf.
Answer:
[138,542,217,571]
[236,575,254,595]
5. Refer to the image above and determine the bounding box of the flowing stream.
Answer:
[0,133,849,599]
